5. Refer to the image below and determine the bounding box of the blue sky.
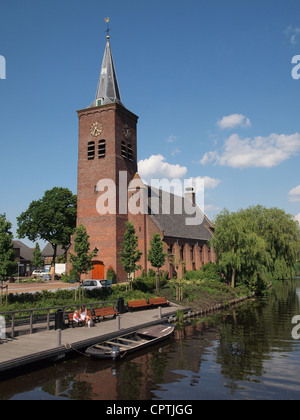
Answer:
[0,0,300,247]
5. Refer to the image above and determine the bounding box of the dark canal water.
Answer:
[1,279,300,400]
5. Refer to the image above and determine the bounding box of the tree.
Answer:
[17,187,77,278]
[211,206,300,292]
[0,214,17,305]
[69,224,97,280]
[120,222,142,289]
[0,214,17,283]
[210,209,270,291]
[32,243,43,269]
[147,233,166,292]
[210,210,267,287]
[106,265,116,282]
[242,206,300,280]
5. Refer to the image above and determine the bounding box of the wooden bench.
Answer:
[148,297,170,307]
[92,306,119,322]
[127,299,150,311]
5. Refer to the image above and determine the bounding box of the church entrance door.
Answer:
[92,261,104,279]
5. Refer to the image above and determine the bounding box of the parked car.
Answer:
[81,280,112,291]
[42,273,52,281]
[32,270,48,278]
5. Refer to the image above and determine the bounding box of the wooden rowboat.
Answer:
[85,324,174,360]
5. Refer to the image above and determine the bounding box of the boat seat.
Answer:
[94,344,112,350]
[117,337,140,344]
[106,340,133,348]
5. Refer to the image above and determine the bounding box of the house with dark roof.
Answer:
[12,240,34,276]
[41,243,66,261]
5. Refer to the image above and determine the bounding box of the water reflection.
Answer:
[1,279,300,400]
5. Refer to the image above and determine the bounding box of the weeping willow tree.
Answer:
[242,206,300,280]
[210,206,300,293]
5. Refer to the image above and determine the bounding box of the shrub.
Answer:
[132,276,154,292]
[61,268,80,283]
[106,265,116,282]
[183,263,223,282]
[133,274,168,293]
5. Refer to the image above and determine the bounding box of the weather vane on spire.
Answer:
[105,17,110,39]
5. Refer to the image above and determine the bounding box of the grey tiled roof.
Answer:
[147,186,214,242]
[89,38,123,108]
[41,243,66,257]
[12,240,33,261]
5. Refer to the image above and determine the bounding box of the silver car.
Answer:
[81,280,112,290]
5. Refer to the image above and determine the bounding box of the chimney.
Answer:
[185,187,196,206]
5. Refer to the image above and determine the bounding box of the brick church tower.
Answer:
[76,34,138,281]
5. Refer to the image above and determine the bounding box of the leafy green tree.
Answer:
[147,233,166,291]
[69,224,97,280]
[211,206,300,292]
[242,206,300,280]
[120,222,142,288]
[211,209,270,291]
[69,224,97,300]
[0,214,17,283]
[106,265,116,282]
[17,187,77,277]
[32,243,43,269]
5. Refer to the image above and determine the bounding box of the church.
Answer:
[71,31,216,283]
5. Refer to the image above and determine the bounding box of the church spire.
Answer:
[89,19,123,108]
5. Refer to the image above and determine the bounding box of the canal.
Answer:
[1,279,300,400]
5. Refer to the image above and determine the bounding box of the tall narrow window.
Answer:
[98,139,106,158]
[127,144,133,161]
[180,245,184,261]
[88,141,95,160]
[190,245,194,261]
[121,141,127,159]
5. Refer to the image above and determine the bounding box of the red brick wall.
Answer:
[73,103,138,282]
[68,101,216,282]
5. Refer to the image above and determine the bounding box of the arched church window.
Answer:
[98,139,106,158]
[88,141,95,160]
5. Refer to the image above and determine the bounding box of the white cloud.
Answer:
[294,213,300,225]
[200,151,219,166]
[200,132,300,169]
[138,155,221,196]
[289,185,300,202]
[190,176,221,190]
[217,114,251,130]
[285,26,300,45]
[138,154,187,181]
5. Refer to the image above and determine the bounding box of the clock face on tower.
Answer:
[90,122,103,137]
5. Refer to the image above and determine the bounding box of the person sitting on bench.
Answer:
[73,310,81,325]
[79,305,91,326]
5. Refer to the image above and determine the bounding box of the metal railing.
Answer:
[0,300,118,339]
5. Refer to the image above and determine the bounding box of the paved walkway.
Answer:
[0,304,185,373]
